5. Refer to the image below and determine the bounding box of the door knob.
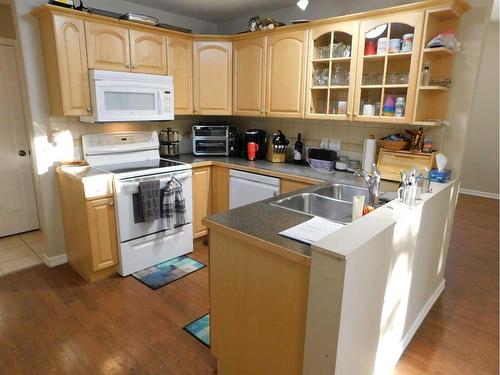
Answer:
[18,150,26,157]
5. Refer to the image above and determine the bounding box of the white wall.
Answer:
[10,0,216,259]
[459,3,499,197]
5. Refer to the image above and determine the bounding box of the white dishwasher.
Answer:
[229,169,280,209]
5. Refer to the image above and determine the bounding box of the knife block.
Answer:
[266,143,286,163]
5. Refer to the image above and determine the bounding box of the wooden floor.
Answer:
[0,194,497,374]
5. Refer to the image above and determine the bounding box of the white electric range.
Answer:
[82,131,193,276]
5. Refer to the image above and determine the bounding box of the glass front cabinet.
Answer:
[306,21,360,120]
[353,12,424,123]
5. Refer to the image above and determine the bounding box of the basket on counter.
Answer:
[379,139,409,151]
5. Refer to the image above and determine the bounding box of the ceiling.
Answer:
[126,0,298,22]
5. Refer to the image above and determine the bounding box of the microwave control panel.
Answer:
[161,90,174,113]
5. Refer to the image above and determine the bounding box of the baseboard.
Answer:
[392,280,445,369]
[460,188,499,200]
[42,253,68,267]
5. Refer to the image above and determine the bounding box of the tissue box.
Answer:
[429,169,451,183]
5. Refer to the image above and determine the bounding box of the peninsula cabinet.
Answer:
[192,166,212,238]
[37,13,91,116]
[86,21,167,74]
[306,21,360,120]
[167,36,193,114]
[266,30,308,118]
[193,41,233,115]
[211,166,230,214]
[353,12,424,123]
[233,36,267,116]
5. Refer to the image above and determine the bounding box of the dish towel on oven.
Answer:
[162,178,187,230]
[139,180,161,222]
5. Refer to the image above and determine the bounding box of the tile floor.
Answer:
[0,230,45,276]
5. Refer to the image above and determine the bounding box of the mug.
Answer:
[247,142,259,161]
[398,185,417,206]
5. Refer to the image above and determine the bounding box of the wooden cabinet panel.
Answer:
[85,21,130,71]
[130,29,167,74]
[192,166,212,238]
[233,37,266,116]
[281,179,314,194]
[86,198,119,272]
[212,166,229,214]
[167,36,193,114]
[193,41,232,115]
[266,30,308,118]
[51,15,91,116]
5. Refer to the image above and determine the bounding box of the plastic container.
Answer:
[383,95,396,116]
[377,37,387,55]
[394,96,406,117]
[401,33,414,52]
[429,169,451,183]
[388,38,401,53]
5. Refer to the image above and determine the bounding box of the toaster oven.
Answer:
[192,125,238,156]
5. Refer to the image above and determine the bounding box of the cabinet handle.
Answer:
[126,64,131,69]
[346,112,351,116]
[109,201,114,206]
[353,113,358,117]
[86,106,91,113]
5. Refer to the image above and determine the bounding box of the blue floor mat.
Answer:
[184,314,210,347]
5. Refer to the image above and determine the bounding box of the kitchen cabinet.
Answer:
[85,21,131,72]
[266,30,308,118]
[281,179,316,194]
[37,13,91,116]
[306,21,360,120]
[167,36,193,114]
[86,198,119,271]
[130,29,167,74]
[233,37,267,116]
[193,41,233,115]
[212,166,229,214]
[192,166,212,238]
[353,12,424,123]
[56,169,118,283]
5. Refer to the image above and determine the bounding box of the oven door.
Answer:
[114,170,192,242]
[193,138,229,155]
[92,81,174,122]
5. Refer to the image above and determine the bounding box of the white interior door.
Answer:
[0,44,39,237]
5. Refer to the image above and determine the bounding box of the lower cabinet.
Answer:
[57,170,118,283]
[212,166,229,214]
[192,166,212,238]
[281,179,316,194]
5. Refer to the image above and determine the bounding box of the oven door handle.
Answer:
[116,170,192,188]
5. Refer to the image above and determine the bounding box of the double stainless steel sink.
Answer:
[272,183,391,224]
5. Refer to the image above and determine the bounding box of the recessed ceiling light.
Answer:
[297,0,309,11]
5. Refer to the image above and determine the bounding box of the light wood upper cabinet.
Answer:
[85,21,131,71]
[306,21,360,120]
[38,14,91,116]
[266,30,308,118]
[212,166,229,214]
[168,36,193,114]
[193,41,232,115]
[86,197,119,272]
[233,37,267,116]
[192,166,212,238]
[130,29,167,74]
[353,12,424,123]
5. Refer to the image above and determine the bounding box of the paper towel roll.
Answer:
[362,137,377,174]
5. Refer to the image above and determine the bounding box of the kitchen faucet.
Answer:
[355,163,381,206]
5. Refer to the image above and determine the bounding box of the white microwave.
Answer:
[80,70,174,123]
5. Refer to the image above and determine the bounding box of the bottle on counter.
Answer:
[294,133,303,164]
[421,63,430,86]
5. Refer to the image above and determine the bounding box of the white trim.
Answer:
[460,188,500,200]
[393,280,446,367]
[42,253,68,267]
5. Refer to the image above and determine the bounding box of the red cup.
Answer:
[365,40,377,56]
[247,142,259,161]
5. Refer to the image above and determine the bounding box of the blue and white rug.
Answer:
[132,255,205,290]
[184,314,210,347]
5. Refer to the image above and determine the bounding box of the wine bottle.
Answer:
[294,133,303,164]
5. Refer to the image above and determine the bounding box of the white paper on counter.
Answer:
[279,217,345,244]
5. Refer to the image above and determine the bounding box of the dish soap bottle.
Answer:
[294,133,303,164]
[421,63,430,86]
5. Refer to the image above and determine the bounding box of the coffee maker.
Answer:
[244,129,266,160]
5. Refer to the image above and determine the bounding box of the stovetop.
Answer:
[94,158,190,179]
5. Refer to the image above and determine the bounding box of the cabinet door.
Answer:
[306,21,359,120]
[281,179,314,194]
[354,12,424,123]
[52,15,91,116]
[193,41,232,115]
[129,29,167,74]
[212,166,229,214]
[192,166,212,238]
[233,37,266,116]
[167,36,193,114]
[86,198,118,272]
[266,30,308,118]
[85,21,131,71]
